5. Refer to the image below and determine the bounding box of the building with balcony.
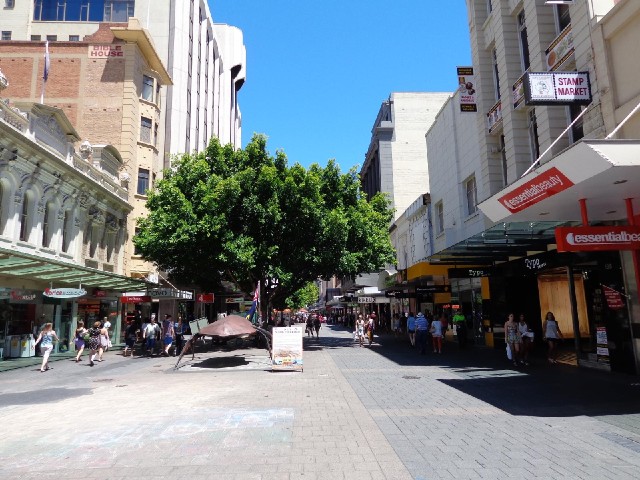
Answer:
[0,69,146,355]
[0,19,171,287]
[0,0,246,161]
[431,0,640,374]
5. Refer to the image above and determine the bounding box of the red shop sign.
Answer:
[121,295,152,303]
[603,286,625,310]
[196,293,215,303]
[555,226,640,252]
[498,167,574,213]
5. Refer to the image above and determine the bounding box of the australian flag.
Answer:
[245,282,260,323]
[43,41,50,82]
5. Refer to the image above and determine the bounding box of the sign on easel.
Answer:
[272,326,303,372]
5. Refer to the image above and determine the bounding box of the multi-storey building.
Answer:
[1,0,246,162]
[425,0,640,374]
[361,92,450,222]
[0,67,145,354]
[0,19,171,288]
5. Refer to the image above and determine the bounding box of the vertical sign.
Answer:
[457,67,477,112]
[272,326,304,372]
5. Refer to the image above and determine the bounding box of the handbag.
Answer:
[83,332,90,342]
[506,343,513,360]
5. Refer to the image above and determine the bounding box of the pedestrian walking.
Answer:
[415,312,429,354]
[174,316,186,356]
[518,314,533,365]
[366,315,375,346]
[407,312,416,347]
[453,310,467,349]
[87,321,102,367]
[97,321,110,362]
[504,313,521,367]
[162,314,175,355]
[430,314,444,354]
[73,320,87,362]
[355,314,365,347]
[306,316,314,338]
[542,311,563,364]
[144,316,160,355]
[102,316,112,351]
[392,313,400,336]
[123,319,138,357]
[313,315,321,338]
[34,323,59,372]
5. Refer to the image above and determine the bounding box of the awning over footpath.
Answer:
[428,140,640,266]
[0,246,150,291]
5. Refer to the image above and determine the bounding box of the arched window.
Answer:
[19,193,30,242]
[42,201,55,248]
[62,210,72,253]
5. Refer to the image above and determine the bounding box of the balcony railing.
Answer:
[545,24,574,72]
[487,99,503,134]
[512,70,528,109]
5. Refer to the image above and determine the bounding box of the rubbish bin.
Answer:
[19,335,35,357]
[9,335,21,358]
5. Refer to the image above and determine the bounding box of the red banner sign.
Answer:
[556,226,640,252]
[121,295,152,304]
[603,286,625,310]
[196,293,215,303]
[498,167,574,213]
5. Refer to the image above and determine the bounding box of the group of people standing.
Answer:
[354,314,376,347]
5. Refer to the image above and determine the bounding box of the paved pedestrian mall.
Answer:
[2,325,640,479]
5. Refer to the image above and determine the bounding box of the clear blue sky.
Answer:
[210,0,472,172]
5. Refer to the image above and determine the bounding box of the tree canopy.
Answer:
[134,134,395,310]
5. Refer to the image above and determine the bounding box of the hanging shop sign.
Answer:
[357,296,375,303]
[43,287,87,299]
[148,288,193,300]
[121,295,152,303]
[555,226,640,252]
[498,167,574,214]
[449,268,491,278]
[457,66,477,112]
[196,293,215,303]
[415,285,450,294]
[225,297,245,304]
[523,71,591,106]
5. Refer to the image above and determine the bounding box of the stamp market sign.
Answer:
[523,71,591,106]
[555,226,640,252]
[43,287,87,298]
[498,167,574,213]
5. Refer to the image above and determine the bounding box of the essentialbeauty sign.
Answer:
[498,167,574,214]
[555,226,640,252]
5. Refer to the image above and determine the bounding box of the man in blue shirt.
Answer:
[406,312,416,347]
[415,312,429,354]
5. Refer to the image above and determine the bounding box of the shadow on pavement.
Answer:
[321,324,640,418]
[189,355,250,369]
[0,387,93,407]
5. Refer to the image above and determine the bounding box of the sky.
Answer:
[210,0,472,172]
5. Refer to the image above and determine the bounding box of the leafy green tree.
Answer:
[286,282,319,310]
[134,134,395,318]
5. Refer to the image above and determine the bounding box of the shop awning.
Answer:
[479,140,640,223]
[0,247,151,292]
[428,220,578,265]
[407,262,452,281]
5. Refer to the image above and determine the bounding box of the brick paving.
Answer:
[1,325,639,479]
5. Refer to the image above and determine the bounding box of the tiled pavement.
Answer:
[1,325,640,479]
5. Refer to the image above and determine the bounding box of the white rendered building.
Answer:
[360,92,450,222]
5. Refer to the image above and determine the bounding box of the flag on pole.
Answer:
[245,282,260,323]
[43,41,50,81]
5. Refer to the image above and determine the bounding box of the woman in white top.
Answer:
[430,314,444,354]
[34,323,59,372]
[355,315,365,347]
[542,311,563,364]
[517,314,532,366]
